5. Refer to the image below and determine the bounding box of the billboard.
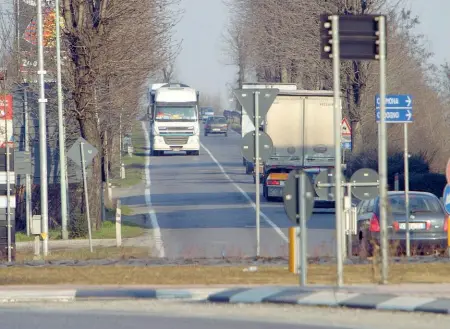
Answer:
[18,1,61,83]
[0,95,13,149]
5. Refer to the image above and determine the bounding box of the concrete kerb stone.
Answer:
[206,287,450,315]
[0,288,222,303]
[2,286,450,315]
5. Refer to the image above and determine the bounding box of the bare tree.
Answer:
[226,0,450,170]
[60,0,181,230]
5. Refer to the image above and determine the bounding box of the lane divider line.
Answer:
[141,121,166,258]
[200,142,288,243]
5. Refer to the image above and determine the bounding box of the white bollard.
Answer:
[115,200,122,247]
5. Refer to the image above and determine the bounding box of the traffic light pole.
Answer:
[331,15,344,288]
[377,15,389,284]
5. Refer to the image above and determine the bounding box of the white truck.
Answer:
[241,83,298,173]
[261,90,337,208]
[148,83,200,156]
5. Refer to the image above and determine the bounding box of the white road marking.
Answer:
[200,142,288,243]
[141,121,166,258]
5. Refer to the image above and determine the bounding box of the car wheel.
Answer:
[194,150,200,156]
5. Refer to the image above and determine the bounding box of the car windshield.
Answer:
[387,194,442,214]
[211,117,227,124]
[155,106,197,122]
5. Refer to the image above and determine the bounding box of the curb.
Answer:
[207,287,450,315]
[0,289,207,302]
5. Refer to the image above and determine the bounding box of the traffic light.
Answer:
[320,14,333,60]
[320,14,386,61]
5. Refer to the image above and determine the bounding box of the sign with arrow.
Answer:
[375,94,413,123]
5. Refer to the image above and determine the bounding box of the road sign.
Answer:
[342,142,352,150]
[67,137,98,169]
[350,168,379,200]
[375,94,413,123]
[375,94,412,108]
[443,184,450,214]
[375,109,413,123]
[320,14,384,61]
[283,170,315,224]
[241,131,273,163]
[13,151,31,175]
[341,118,351,136]
[314,169,346,201]
[234,89,279,119]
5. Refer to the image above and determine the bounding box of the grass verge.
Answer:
[15,220,145,242]
[111,121,147,188]
[3,249,450,285]
[15,247,151,263]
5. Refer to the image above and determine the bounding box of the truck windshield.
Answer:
[155,106,197,122]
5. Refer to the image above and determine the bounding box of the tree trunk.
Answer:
[78,116,102,230]
[351,120,363,154]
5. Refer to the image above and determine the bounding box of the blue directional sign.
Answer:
[342,142,352,150]
[375,94,413,123]
[443,184,450,214]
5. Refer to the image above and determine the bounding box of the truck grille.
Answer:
[163,136,189,145]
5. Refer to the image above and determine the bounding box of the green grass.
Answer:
[15,220,145,242]
[110,121,147,188]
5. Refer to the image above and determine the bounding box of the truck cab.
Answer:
[149,83,200,156]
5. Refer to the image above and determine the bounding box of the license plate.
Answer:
[399,222,425,230]
[172,148,180,152]
[213,128,220,131]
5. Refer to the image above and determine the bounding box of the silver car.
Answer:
[353,191,448,256]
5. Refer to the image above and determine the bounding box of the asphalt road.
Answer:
[0,308,320,329]
[1,300,449,329]
[120,122,336,259]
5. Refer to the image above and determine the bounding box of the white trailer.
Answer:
[240,83,298,172]
[262,90,339,207]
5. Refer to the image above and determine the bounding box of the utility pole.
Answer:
[37,0,49,256]
[24,88,31,236]
[55,0,68,240]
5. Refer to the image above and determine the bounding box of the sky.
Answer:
[174,0,450,108]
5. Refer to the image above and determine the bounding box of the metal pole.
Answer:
[55,0,68,240]
[16,0,21,73]
[404,123,410,256]
[4,81,11,262]
[378,15,389,284]
[254,91,261,257]
[24,88,31,237]
[299,172,307,286]
[37,0,49,256]
[332,15,344,287]
[80,142,93,253]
